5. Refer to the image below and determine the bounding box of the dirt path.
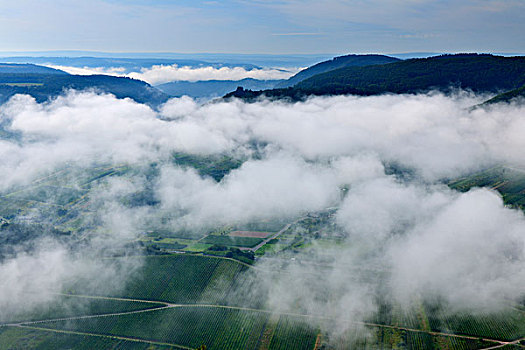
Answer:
[313,333,323,350]
[6,305,171,327]
[478,337,525,350]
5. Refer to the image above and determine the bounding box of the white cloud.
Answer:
[46,65,127,76]
[156,154,342,228]
[1,90,525,329]
[390,188,525,310]
[45,64,298,85]
[128,64,298,84]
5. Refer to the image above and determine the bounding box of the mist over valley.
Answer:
[1,0,525,348]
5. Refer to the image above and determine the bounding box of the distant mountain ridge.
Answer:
[276,54,400,88]
[1,57,260,73]
[0,72,169,106]
[0,63,67,75]
[156,78,282,99]
[226,54,525,101]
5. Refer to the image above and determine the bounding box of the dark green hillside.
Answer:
[482,84,525,105]
[0,63,67,75]
[226,54,525,101]
[297,53,525,93]
[276,54,400,88]
[448,166,525,210]
[0,73,169,106]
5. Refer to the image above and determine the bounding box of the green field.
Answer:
[426,307,525,341]
[1,254,524,349]
[336,326,496,350]
[1,295,164,324]
[34,307,266,349]
[0,326,173,350]
[449,166,525,209]
[200,235,264,248]
[1,160,525,349]
[30,307,323,350]
[105,255,248,305]
[268,315,318,350]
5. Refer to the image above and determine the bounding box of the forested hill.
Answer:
[276,54,400,88]
[0,63,67,74]
[225,54,525,101]
[0,73,169,106]
[482,84,525,105]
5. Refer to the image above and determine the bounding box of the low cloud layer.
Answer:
[0,90,524,333]
[390,188,525,309]
[157,154,342,228]
[46,64,298,85]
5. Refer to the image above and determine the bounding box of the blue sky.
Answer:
[0,0,524,54]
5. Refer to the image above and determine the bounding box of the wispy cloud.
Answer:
[271,32,324,36]
[46,64,299,84]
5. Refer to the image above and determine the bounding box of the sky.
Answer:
[0,0,524,54]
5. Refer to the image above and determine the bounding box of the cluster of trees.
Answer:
[207,244,255,263]
[172,152,244,182]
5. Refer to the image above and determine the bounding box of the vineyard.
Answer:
[1,255,524,349]
[15,304,519,350]
[267,315,318,350]
[0,295,164,324]
[369,300,525,346]
[33,306,322,350]
[448,166,525,209]
[321,325,497,349]
[108,255,248,304]
[426,307,525,341]
[0,326,173,350]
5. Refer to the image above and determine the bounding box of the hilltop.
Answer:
[0,71,169,106]
[276,54,400,88]
[225,54,525,101]
[0,63,67,75]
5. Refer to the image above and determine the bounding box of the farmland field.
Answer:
[1,253,524,349]
[0,295,164,324]
[449,166,525,209]
[102,255,249,305]
[425,307,525,341]
[1,162,525,349]
[200,235,264,248]
[29,307,327,350]
[0,326,174,350]
[229,231,272,238]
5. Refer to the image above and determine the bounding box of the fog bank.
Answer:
[0,90,524,331]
